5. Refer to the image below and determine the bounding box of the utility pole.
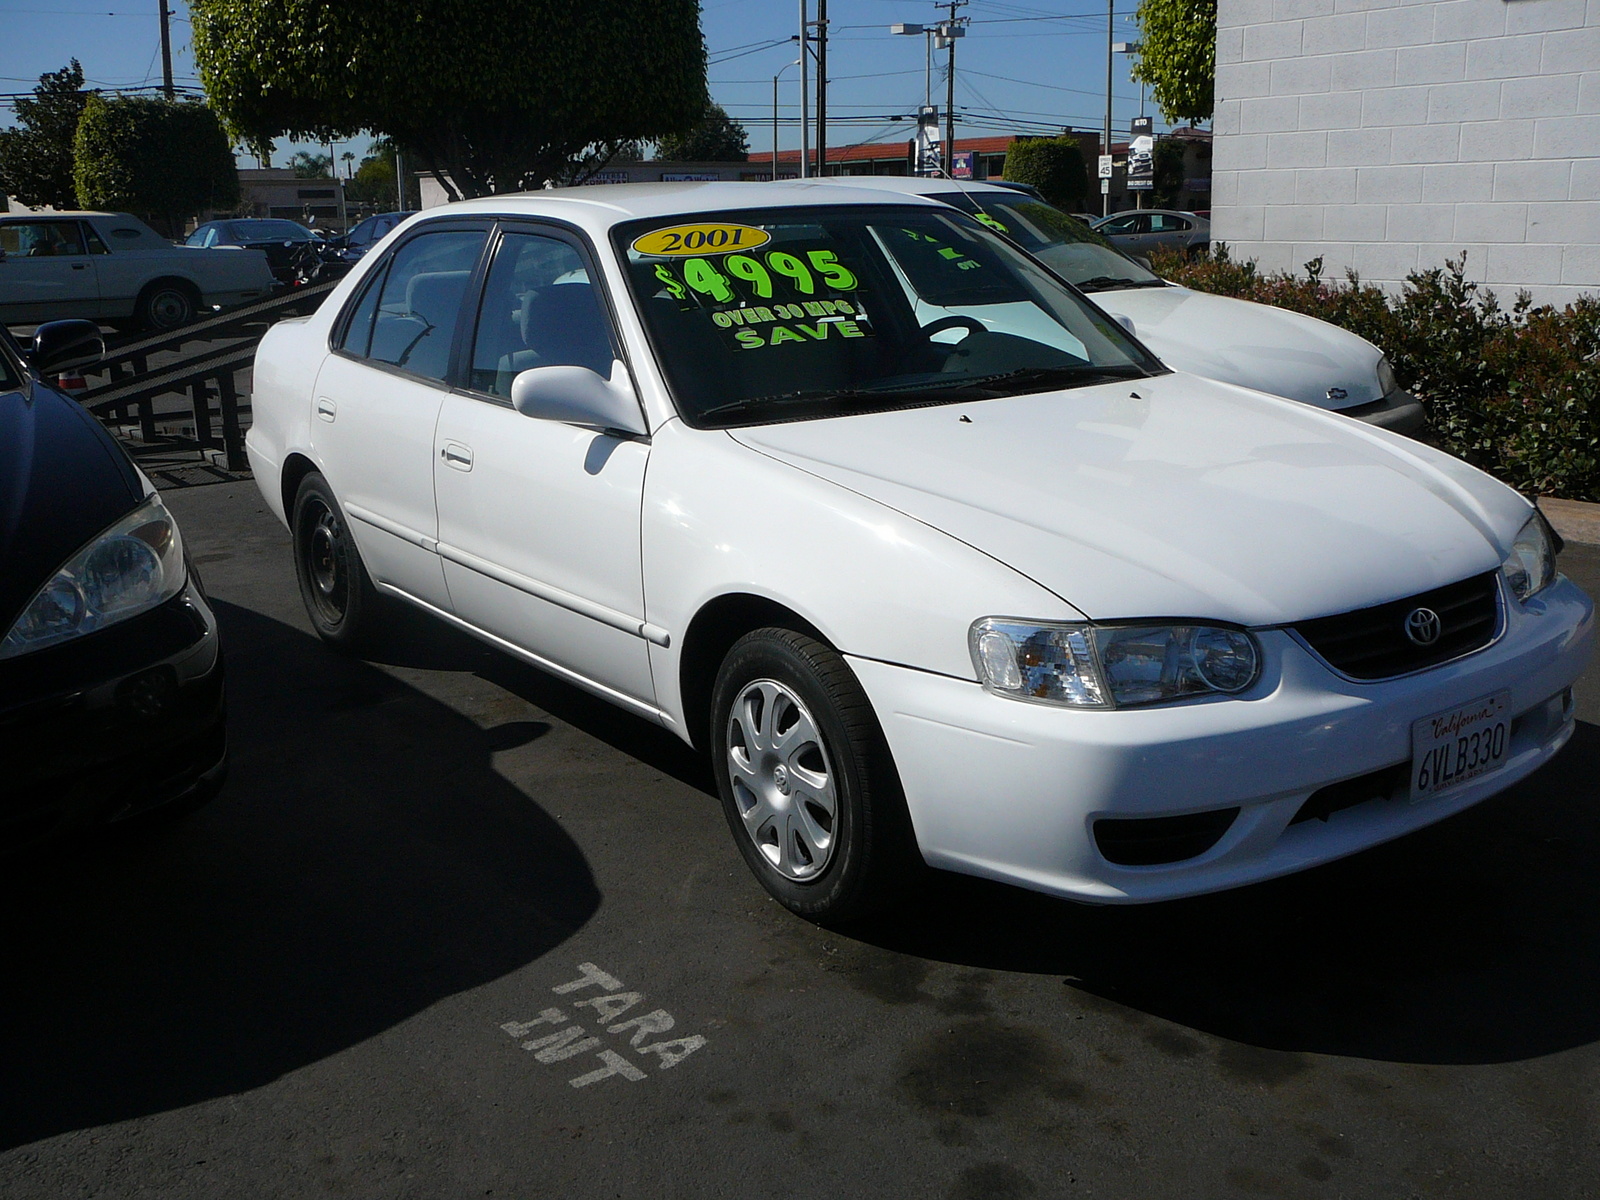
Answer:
[816,0,827,178]
[158,0,174,99]
[1104,0,1114,216]
[798,0,810,178]
[940,1,967,176]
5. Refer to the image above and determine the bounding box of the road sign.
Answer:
[1097,154,1113,180]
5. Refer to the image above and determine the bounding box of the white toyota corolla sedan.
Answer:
[246,182,1592,921]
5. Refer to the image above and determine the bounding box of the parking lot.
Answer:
[2,480,1598,1199]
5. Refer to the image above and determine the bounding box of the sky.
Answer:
[0,0,1179,171]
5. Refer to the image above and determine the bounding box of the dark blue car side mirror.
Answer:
[32,319,104,376]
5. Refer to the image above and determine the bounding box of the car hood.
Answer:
[0,382,142,633]
[727,372,1529,626]
[1092,286,1384,411]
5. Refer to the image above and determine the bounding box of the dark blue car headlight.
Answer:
[1,493,187,659]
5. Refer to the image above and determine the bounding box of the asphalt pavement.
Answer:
[2,481,1598,1199]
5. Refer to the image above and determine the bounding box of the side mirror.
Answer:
[1132,255,1153,270]
[510,362,648,438]
[32,319,104,376]
[1110,313,1136,338]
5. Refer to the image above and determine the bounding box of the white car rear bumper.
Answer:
[849,575,1592,904]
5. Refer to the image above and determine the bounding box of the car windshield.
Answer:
[940,192,1164,292]
[616,205,1161,427]
[0,325,24,392]
[228,220,312,242]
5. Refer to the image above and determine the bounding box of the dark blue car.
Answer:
[0,321,226,844]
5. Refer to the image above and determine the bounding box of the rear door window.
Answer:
[360,228,487,382]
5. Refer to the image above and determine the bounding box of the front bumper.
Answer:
[0,577,226,844]
[849,575,1592,903]
[1337,388,1426,436]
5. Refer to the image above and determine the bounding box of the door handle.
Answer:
[441,442,474,471]
[315,396,337,422]
[71,263,88,270]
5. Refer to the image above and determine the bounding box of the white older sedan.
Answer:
[246,182,1591,921]
[0,211,276,330]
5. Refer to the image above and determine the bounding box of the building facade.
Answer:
[1211,0,1598,306]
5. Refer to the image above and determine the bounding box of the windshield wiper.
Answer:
[1073,276,1167,293]
[954,364,1148,394]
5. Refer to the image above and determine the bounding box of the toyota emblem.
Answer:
[1404,607,1442,646]
[1327,387,1348,401]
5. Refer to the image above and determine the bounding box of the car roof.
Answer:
[0,210,119,219]
[430,180,947,228]
[806,175,1019,198]
[1098,208,1208,219]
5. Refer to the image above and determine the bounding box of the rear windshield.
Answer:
[229,220,313,241]
[0,325,27,392]
[614,204,1159,428]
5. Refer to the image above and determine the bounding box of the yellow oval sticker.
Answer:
[631,223,771,257]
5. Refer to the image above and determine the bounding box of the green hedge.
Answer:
[1149,244,1600,502]
[1002,137,1088,212]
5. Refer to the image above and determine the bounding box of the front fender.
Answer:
[641,419,1080,736]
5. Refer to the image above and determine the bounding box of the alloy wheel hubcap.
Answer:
[726,679,838,881]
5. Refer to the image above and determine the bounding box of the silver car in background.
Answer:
[1093,209,1211,258]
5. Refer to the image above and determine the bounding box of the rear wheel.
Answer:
[292,472,383,649]
[135,280,197,331]
[711,628,919,922]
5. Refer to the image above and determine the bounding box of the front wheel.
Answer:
[292,471,383,649]
[711,628,918,922]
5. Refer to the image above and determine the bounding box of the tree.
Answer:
[188,0,708,199]
[74,95,240,236]
[1131,0,1216,124]
[344,137,420,210]
[290,150,332,178]
[1002,137,1088,212]
[656,103,748,162]
[0,60,90,209]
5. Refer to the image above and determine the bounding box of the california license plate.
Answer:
[1411,691,1511,798]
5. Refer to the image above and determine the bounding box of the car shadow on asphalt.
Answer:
[0,602,599,1154]
[360,598,715,797]
[847,719,1600,1066]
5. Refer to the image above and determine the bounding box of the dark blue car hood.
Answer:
[0,382,142,635]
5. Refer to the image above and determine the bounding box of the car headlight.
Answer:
[969,618,1261,708]
[0,493,187,660]
[1376,355,1398,397]
[1501,512,1557,603]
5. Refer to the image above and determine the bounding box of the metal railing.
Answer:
[75,280,339,470]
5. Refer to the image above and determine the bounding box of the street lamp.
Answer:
[1114,41,1144,120]
[773,57,801,182]
[890,22,933,110]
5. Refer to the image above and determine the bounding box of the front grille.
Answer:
[1291,572,1500,680]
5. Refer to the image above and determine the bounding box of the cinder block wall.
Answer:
[1211,0,1598,307]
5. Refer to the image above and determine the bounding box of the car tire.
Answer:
[292,471,384,650]
[710,627,920,923]
[135,280,197,331]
